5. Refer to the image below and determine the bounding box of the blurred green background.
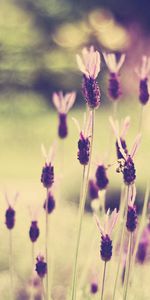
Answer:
[0,0,150,299]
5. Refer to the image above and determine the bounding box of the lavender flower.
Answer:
[41,144,55,189]
[73,112,92,165]
[95,209,119,262]
[110,116,130,160]
[5,192,18,230]
[103,53,125,101]
[89,179,99,200]
[135,56,150,105]
[76,46,101,109]
[91,282,98,294]
[126,186,137,232]
[112,125,141,185]
[35,256,47,278]
[53,91,76,138]
[95,164,109,191]
[5,206,15,230]
[29,221,40,243]
[43,191,55,214]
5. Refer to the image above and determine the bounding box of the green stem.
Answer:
[138,105,144,133]
[45,188,50,300]
[112,185,130,300]
[9,230,13,300]
[123,233,133,300]
[101,262,107,300]
[71,109,95,300]
[32,242,35,270]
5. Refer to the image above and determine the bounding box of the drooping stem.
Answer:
[123,233,133,300]
[9,230,13,300]
[71,109,95,300]
[112,185,130,300]
[101,261,107,300]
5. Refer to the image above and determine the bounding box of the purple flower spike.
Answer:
[76,46,101,109]
[41,144,55,189]
[95,165,109,190]
[29,221,40,243]
[100,234,112,262]
[95,209,119,262]
[78,133,90,165]
[58,113,67,138]
[135,56,150,105]
[137,241,148,264]
[82,75,101,109]
[139,78,149,105]
[103,52,125,101]
[89,179,99,200]
[126,185,137,232]
[53,91,76,138]
[126,205,137,232]
[43,192,55,214]
[35,256,47,278]
[73,112,92,166]
[109,72,121,100]
[123,156,136,186]
[91,282,98,294]
[41,164,54,189]
[5,206,15,230]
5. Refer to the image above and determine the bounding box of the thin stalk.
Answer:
[101,262,107,300]
[41,278,46,300]
[138,105,144,133]
[71,109,95,300]
[79,192,106,292]
[45,188,50,300]
[112,185,130,300]
[32,243,35,270]
[123,233,133,300]
[9,230,13,300]
[104,101,118,163]
[113,101,118,119]
[131,185,149,274]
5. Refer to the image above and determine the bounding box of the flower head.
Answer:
[76,46,101,109]
[109,117,141,185]
[135,56,150,105]
[29,221,40,243]
[95,209,119,262]
[126,185,137,232]
[41,144,56,189]
[73,112,92,165]
[103,53,125,100]
[5,192,18,230]
[95,164,109,191]
[35,255,47,278]
[43,191,55,214]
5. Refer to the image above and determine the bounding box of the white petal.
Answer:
[52,92,61,111]
[76,54,89,77]
[130,133,141,158]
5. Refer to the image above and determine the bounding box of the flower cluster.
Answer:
[95,208,119,262]
[76,46,101,109]
[53,91,76,138]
